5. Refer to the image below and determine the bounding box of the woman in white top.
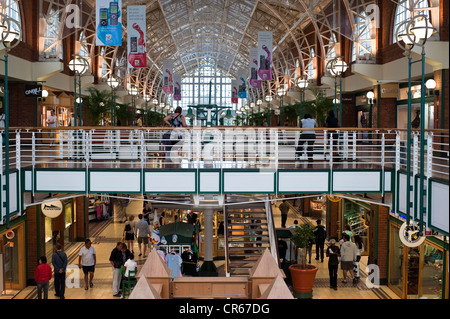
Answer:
[296,114,317,162]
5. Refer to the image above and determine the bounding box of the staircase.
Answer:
[225,206,273,276]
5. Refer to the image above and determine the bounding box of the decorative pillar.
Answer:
[199,209,218,276]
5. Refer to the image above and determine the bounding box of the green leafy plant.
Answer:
[115,102,133,126]
[84,87,112,125]
[290,223,316,268]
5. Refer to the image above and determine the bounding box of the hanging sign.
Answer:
[237,70,247,99]
[231,80,239,104]
[163,60,174,94]
[127,5,147,68]
[399,221,426,247]
[24,85,43,97]
[173,74,182,101]
[96,0,122,46]
[257,31,273,81]
[41,200,63,218]
[249,47,261,89]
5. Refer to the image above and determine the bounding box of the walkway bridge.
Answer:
[1,126,449,275]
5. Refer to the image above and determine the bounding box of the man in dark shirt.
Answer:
[279,200,290,228]
[52,244,68,299]
[109,242,124,297]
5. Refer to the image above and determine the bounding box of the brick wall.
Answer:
[8,83,41,127]
[368,204,389,283]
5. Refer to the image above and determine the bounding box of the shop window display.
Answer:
[389,224,404,296]
[421,243,444,299]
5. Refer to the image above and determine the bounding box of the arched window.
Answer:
[352,11,373,61]
[393,0,431,43]
[1,0,22,39]
[181,64,233,110]
[42,8,62,59]
[306,48,315,80]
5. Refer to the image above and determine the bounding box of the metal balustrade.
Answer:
[1,127,449,181]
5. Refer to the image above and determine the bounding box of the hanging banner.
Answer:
[231,80,239,104]
[249,47,261,89]
[258,31,273,81]
[238,70,247,99]
[127,5,147,68]
[96,0,122,46]
[173,74,182,101]
[163,60,174,95]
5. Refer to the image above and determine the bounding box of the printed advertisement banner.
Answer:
[96,0,122,46]
[127,5,147,68]
[163,60,174,95]
[173,74,182,101]
[249,47,261,89]
[231,80,239,104]
[257,31,273,81]
[237,70,247,99]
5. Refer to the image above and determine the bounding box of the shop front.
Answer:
[340,198,370,255]
[0,219,27,291]
[389,218,449,299]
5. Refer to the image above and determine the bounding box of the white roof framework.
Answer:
[36,0,378,100]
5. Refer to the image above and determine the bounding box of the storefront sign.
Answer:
[41,200,63,218]
[399,221,426,247]
[356,95,368,106]
[380,83,399,98]
[24,85,43,97]
[341,94,354,103]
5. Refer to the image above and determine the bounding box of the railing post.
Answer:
[413,132,419,176]
[395,131,400,172]
[427,131,433,179]
[352,131,357,161]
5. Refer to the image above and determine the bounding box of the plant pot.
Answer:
[288,264,318,299]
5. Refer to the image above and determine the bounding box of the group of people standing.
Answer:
[326,227,365,290]
[34,239,97,299]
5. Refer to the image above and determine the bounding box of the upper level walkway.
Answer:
[1,126,449,235]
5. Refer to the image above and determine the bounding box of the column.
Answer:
[199,209,218,276]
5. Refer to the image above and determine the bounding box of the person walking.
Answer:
[123,215,136,254]
[353,235,365,283]
[135,214,151,257]
[313,219,327,262]
[326,239,341,290]
[109,242,124,297]
[340,233,358,285]
[34,256,52,299]
[142,202,152,225]
[52,244,68,299]
[297,113,317,161]
[278,200,290,228]
[78,238,96,290]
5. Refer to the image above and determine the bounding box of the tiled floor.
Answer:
[8,196,400,300]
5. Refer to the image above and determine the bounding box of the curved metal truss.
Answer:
[34,0,380,102]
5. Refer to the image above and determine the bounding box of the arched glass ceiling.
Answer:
[39,0,386,100]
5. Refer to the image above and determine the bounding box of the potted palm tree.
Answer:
[288,223,318,299]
